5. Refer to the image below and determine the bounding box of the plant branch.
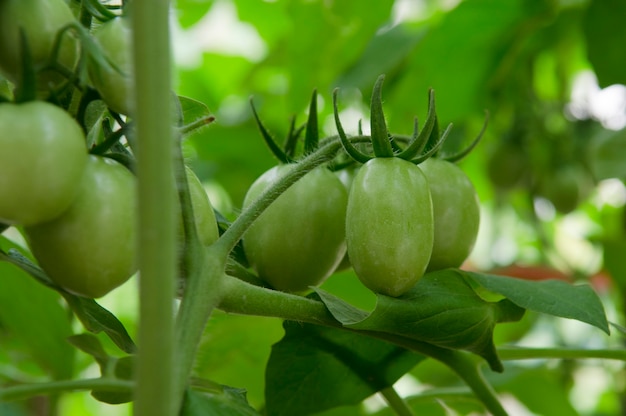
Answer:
[499,347,626,361]
[0,378,133,402]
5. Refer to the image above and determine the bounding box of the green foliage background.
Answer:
[1,0,626,415]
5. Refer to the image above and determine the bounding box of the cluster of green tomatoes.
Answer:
[242,77,483,297]
[0,0,219,298]
[0,0,482,301]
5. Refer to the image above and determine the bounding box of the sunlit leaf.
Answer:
[181,386,260,416]
[465,271,610,334]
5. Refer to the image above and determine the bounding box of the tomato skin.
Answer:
[243,165,348,292]
[183,167,219,246]
[0,101,87,226]
[0,0,78,94]
[346,158,433,297]
[25,156,137,298]
[89,17,133,115]
[419,158,480,271]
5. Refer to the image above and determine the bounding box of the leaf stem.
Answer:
[498,347,626,361]
[380,386,416,416]
[0,378,133,402]
[131,1,177,416]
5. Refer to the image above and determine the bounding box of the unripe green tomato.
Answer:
[486,141,527,190]
[0,0,79,94]
[346,157,434,297]
[537,164,592,214]
[243,165,348,293]
[89,17,133,115]
[183,167,219,246]
[419,158,480,271]
[26,156,137,298]
[0,101,87,226]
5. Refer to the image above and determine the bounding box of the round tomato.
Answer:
[0,101,87,226]
[182,166,219,246]
[243,165,348,292]
[346,157,433,297]
[25,156,136,298]
[88,17,133,115]
[419,158,480,271]
[0,0,78,94]
[537,164,592,214]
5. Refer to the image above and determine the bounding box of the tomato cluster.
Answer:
[0,0,219,298]
[242,78,482,297]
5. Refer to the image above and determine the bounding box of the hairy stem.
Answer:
[131,1,177,416]
[499,347,626,361]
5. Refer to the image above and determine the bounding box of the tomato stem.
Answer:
[131,1,178,415]
[379,386,416,416]
[0,377,133,403]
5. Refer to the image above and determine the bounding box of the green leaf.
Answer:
[583,0,626,87]
[181,386,260,416]
[1,247,137,354]
[0,238,74,380]
[178,95,214,137]
[318,270,523,372]
[265,321,424,416]
[67,333,110,369]
[465,271,610,334]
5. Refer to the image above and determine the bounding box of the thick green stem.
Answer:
[173,245,226,411]
[219,276,337,325]
[0,378,133,402]
[130,1,177,416]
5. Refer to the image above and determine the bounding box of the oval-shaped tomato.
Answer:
[88,17,133,115]
[243,165,348,292]
[25,156,137,298]
[183,166,219,246]
[0,101,87,226]
[0,0,78,94]
[419,158,480,271]
[346,157,433,297]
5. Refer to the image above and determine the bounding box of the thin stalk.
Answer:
[131,2,177,416]
[0,378,133,402]
[498,347,626,361]
[380,386,416,416]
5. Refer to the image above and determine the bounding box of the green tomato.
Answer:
[183,166,219,246]
[486,141,527,190]
[0,0,78,94]
[346,157,433,297]
[0,101,87,225]
[243,165,348,292]
[26,156,137,298]
[537,164,592,214]
[420,158,480,271]
[89,17,133,115]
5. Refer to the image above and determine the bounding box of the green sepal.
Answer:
[411,122,453,164]
[83,0,119,22]
[283,115,304,159]
[14,28,37,103]
[397,89,436,160]
[249,97,292,164]
[332,89,372,164]
[304,89,319,154]
[369,74,394,158]
[443,110,490,163]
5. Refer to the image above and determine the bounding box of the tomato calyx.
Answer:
[333,74,452,164]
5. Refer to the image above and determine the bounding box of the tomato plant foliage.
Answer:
[0,1,624,416]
